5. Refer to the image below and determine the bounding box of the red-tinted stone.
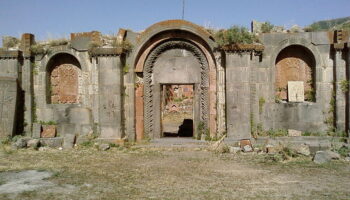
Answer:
[50,64,79,104]
[41,125,56,138]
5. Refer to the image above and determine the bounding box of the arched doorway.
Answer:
[143,39,209,138]
[275,45,316,101]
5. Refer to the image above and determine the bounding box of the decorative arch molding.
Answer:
[271,38,324,69]
[45,50,82,72]
[45,52,82,104]
[143,39,210,137]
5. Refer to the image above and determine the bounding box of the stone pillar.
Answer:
[124,62,135,142]
[135,82,144,141]
[225,53,251,140]
[20,33,34,136]
[98,56,123,139]
[334,48,346,132]
[215,52,226,136]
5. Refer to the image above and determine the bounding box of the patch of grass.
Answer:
[340,79,349,93]
[48,38,69,47]
[337,146,350,157]
[39,121,57,125]
[261,21,274,33]
[259,97,265,114]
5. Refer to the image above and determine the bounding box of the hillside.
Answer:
[306,16,350,31]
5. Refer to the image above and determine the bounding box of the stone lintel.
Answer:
[0,49,21,59]
[89,47,124,57]
[219,43,264,53]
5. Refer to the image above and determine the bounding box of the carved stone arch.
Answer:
[143,39,210,137]
[271,38,323,70]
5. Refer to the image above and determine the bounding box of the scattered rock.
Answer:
[288,129,302,137]
[242,145,253,152]
[229,146,241,154]
[63,134,76,149]
[12,138,27,149]
[313,151,340,164]
[291,144,310,156]
[345,157,350,162]
[266,144,277,154]
[38,147,49,151]
[27,139,40,149]
[99,144,110,151]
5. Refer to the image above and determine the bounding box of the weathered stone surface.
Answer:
[99,143,110,151]
[12,138,27,149]
[0,77,17,138]
[266,144,277,154]
[290,144,310,156]
[242,145,253,152]
[39,138,63,148]
[313,151,340,164]
[287,81,304,102]
[41,125,56,138]
[63,134,75,149]
[51,64,79,104]
[27,139,40,149]
[32,123,42,138]
[275,46,314,101]
[229,146,241,154]
[288,129,302,137]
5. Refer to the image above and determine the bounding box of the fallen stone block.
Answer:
[229,146,241,154]
[39,138,63,148]
[313,150,340,164]
[290,144,310,156]
[242,145,253,152]
[63,134,76,149]
[27,139,40,149]
[12,138,27,149]
[99,143,110,151]
[288,129,302,137]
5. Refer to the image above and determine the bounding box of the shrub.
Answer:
[214,26,258,46]
[261,22,274,33]
[3,37,20,49]
[340,80,349,93]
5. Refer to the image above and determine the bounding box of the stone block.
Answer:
[27,139,40,149]
[313,150,340,164]
[0,77,18,138]
[100,125,121,138]
[63,134,76,149]
[288,129,302,137]
[41,125,56,138]
[32,123,42,138]
[67,106,92,125]
[59,123,77,136]
[288,81,304,102]
[39,138,63,147]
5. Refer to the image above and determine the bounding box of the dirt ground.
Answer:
[0,142,349,200]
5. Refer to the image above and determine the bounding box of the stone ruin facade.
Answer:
[0,20,349,145]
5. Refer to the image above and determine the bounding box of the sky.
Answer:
[0,0,350,44]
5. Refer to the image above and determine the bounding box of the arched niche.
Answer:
[275,45,316,101]
[46,53,82,104]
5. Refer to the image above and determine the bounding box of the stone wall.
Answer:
[0,20,349,143]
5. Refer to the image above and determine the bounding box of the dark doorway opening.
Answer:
[161,84,194,137]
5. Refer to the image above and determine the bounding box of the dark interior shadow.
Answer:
[178,119,193,137]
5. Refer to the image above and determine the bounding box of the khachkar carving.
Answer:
[143,40,209,136]
[275,52,313,100]
[51,64,80,104]
[0,78,17,138]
